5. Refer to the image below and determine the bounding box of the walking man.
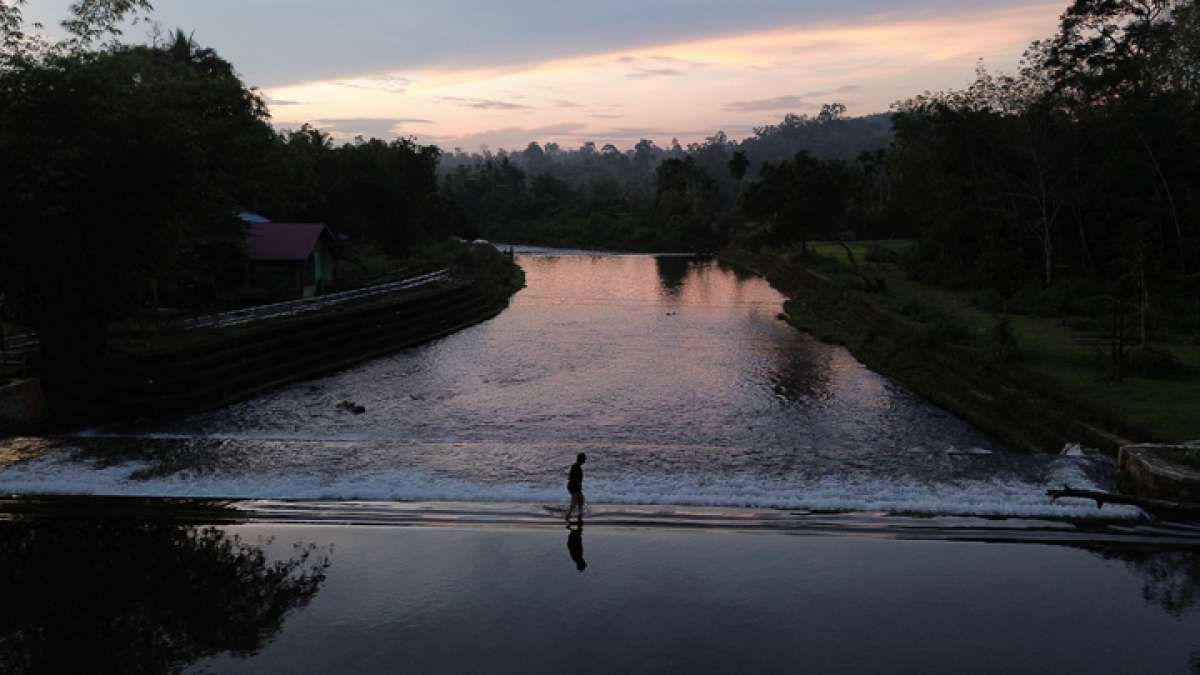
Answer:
[565,452,586,525]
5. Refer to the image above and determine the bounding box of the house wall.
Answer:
[311,240,335,284]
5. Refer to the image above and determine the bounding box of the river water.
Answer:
[0,248,1130,517]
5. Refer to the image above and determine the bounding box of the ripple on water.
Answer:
[0,253,1124,517]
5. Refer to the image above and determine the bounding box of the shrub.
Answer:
[970,289,1005,313]
[1127,346,1187,379]
[864,243,902,264]
[1007,279,1108,317]
[924,315,972,345]
[987,317,1021,364]
[1061,315,1104,332]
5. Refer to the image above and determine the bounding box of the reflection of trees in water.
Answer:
[654,256,692,294]
[715,259,757,282]
[1090,546,1200,617]
[0,519,330,674]
[766,345,834,405]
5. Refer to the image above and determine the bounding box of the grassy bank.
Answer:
[723,244,1200,452]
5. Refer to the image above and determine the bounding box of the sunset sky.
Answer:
[29,0,1066,149]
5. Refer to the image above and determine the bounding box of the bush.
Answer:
[970,289,1006,313]
[896,298,943,323]
[892,296,972,346]
[1007,279,1107,317]
[924,315,972,345]
[1061,315,1104,332]
[1127,346,1187,379]
[987,317,1021,364]
[864,243,902,264]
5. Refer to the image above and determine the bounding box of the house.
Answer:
[243,217,339,298]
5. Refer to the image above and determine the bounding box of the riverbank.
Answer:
[720,248,1165,454]
[2,497,1199,674]
[36,242,524,428]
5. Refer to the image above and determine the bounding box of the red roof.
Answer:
[246,222,332,261]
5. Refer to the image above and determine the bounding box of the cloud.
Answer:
[554,99,583,108]
[589,113,623,119]
[334,75,412,94]
[620,54,707,79]
[626,67,685,79]
[618,54,707,67]
[724,95,815,112]
[438,122,589,150]
[36,0,1059,88]
[783,40,856,54]
[262,94,304,106]
[309,117,433,139]
[436,96,534,110]
[724,86,863,111]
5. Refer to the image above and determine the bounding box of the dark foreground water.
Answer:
[3,502,1200,674]
[0,249,1128,517]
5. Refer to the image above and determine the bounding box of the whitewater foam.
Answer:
[0,451,1142,520]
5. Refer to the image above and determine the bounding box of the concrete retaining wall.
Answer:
[0,378,48,433]
[50,280,509,425]
[1119,444,1200,502]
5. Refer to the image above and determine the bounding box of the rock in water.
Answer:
[336,400,366,415]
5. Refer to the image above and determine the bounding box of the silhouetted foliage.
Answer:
[0,4,455,397]
[886,0,1200,352]
[0,4,275,392]
[0,518,330,674]
[438,113,892,251]
[1091,546,1200,617]
[251,125,451,256]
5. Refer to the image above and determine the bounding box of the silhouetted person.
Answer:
[567,526,587,572]
[565,452,586,525]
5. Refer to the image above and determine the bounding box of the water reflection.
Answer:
[1090,546,1200,617]
[654,256,691,295]
[567,526,587,572]
[0,517,330,674]
[2,253,1089,516]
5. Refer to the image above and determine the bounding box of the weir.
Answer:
[0,250,1133,519]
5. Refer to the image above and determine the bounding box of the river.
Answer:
[0,248,1129,517]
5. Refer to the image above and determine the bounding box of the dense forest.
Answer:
[439,109,893,251]
[441,0,1200,360]
[0,1,456,384]
[2,0,1198,387]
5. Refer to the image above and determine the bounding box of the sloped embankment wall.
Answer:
[53,281,507,425]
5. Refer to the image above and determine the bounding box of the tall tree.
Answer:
[0,3,273,399]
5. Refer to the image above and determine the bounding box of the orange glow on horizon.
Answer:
[265,2,1063,149]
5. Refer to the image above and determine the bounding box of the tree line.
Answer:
[439,109,893,251]
[3,0,1197,389]
[0,1,456,388]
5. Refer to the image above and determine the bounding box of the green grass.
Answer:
[808,240,1200,442]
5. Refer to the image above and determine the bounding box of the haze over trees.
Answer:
[439,110,892,250]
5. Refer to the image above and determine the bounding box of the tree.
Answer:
[728,150,750,182]
[0,4,274,400]
[654,157,720,247]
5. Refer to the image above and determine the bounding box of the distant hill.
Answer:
[737,112,892,167]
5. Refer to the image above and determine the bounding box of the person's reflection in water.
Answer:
[567,526,587,572]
